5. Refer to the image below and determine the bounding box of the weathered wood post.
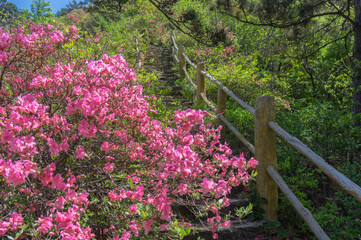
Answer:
[196,62,205,105]
[216,87,227,139]
[170,30,174,53]
[172,46,176,62]
[135,38,142,72]
[255,96,278,221]
[179,46,186,78]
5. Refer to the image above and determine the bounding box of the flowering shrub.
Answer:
[67,9,88,24]
[0,22,257,240]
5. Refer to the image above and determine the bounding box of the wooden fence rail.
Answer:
[135,33,144,72]
[169,30,361,240]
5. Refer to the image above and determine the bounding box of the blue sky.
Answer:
[8,0,73,13]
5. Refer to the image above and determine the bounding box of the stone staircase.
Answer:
[143,45,192,108]
[142,45,264,240]
[173,198,264,240]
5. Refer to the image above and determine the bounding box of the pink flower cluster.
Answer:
[224,45,236,55]
[0,212,23,234]
[0,22,257,240]
[67,9,88,24]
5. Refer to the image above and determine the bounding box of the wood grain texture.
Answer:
[255,96,278,221]
[173,51,179,63]
[182,52,197,69]
[178,46,186,78]
[171,32,178,51]
[216,88,227,139]
[183,67,197,89]
[196,62,206,106]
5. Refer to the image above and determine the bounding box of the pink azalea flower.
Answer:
[59,139,69,151]
[8,212,24,231]
[0,221,10,235]
[200,178,215,194]
[248,158,258,169]
[75,145,86,159]
[178,183,188,196]
[54,196,66,209]
[129,204,137,215]
[51,174,65,190]
[143,220,154,235]
[0,21,259,240]
[37,216,53,234]
[103,162,114,172]
[101,141,110,153]
[220,221,230,228]
[120,231,132,240]
[47,138,59,157]
[129,224,140,237]
[108,191,119,201]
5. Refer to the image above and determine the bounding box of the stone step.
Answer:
[184,220,264,240]
[144,44,193,109]
[171,198,250,222]
[170,85,182,90]
[141,45,264,239]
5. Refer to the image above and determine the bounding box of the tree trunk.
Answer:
[353,0,361,126]
[118,0,122,12]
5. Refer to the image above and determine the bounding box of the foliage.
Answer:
[148,0,235,46]
[30,0,54,22]
[0,0,20,26]
[3,0,361,238]
[87,0,130,20]
[56,0,89,17]
[0,21,257,240]
[165,0,360,238]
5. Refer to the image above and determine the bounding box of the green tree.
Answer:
[88,0,129,18]
[150,1,226,46]
[30,0,53,21]
[149,0,360,125]
[56,0,88,17]
[0,0,20,26]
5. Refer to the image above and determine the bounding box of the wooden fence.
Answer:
[170,31,361,240]
[135,34,144,72]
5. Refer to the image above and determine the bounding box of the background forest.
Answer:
[0,0,360,239]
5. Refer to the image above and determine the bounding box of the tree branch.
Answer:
[327,0,355,25]
[222,9,347,29]
[148,0,213,46]
[287,31,352,59]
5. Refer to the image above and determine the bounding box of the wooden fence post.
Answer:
[196,62,205,105]
[255,96,278,221]
[216,87,227,139]
[170,30,174,50]
[179,46,186,78]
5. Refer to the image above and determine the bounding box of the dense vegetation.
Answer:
[0,1,256,240]
[0,0,360,239]
[155,0,361,239]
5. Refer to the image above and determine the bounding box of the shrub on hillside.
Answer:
[0,22,256,239]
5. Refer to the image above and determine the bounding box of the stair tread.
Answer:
[141,45,264,239]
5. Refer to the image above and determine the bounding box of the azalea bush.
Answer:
[0,22,257,240]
